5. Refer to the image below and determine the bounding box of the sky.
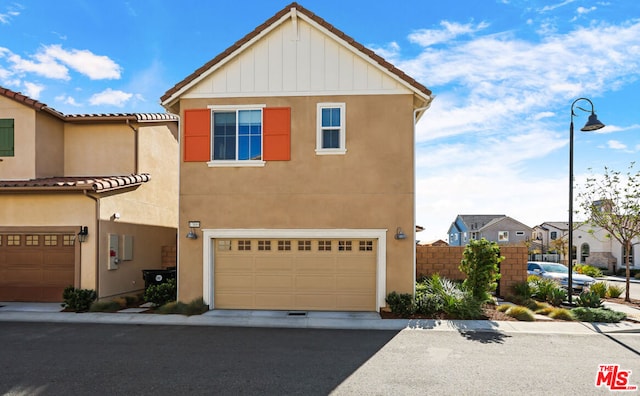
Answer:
[2,1,640,242]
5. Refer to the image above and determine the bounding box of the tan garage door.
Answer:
[0,233,75,302]
[214,239,377,311]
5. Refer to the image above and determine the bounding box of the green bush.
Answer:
[496,304,511,313]
[571,307,626,323]
[511,281,532,300]
[589,281,608,298]
[530,278,562,303]
[414,292,444,316]
[606,284,625,298]
[459,238,503,303]
[505,306,535,321]
[385,291,414,317]
[548,287,567,307]
[548,308,574,321]
[61,286,97,312]
[144,278,177,307]
[574,264,603,278]
[575,290,603,308]
[156,298,209,315]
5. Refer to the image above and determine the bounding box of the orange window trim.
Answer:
[263,107,291,161]
[184,108,210,162]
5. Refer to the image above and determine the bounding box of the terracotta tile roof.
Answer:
[160,2,432,105]
[0,86,177,122]
[0,174,151,193]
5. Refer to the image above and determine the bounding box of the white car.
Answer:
[527,261,596,293]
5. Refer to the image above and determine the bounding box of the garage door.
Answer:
[0,233,75,302]
[214,239,377,311]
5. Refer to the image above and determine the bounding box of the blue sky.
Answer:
[2,1,639,241]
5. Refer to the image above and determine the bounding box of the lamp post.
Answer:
[568,98,605,303]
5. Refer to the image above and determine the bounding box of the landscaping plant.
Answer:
[548,308,574,321]
[61,286,97,312]
[575,290,603,308]
[589,281,608,298]
[504,306,535,321]
[571,307,626,323]
[606,285,625,298]
[144,278,177,307]
[385,291,414,316]
[459,238,503,303]
[574,264,604,278]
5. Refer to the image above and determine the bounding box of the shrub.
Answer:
[571,307,627,323]
[156,298,209,316]
[606,284,625,298]
[589,281,608,298]
[61,286,97,312]
[417,274,484,319]
[144,278,177,307]
[496,304,511,313]
[505,306,535,321]
[414,292,443,316]
[459,238,503,303]
[548,288,567,307]
[511,281,532,300]
[385,291,414,317]
[89,300,122,312]
[548,308,574,321]
[535,306,555,316]
[575,290,603,308]
[530,278,562,303]
[574,264,603,278]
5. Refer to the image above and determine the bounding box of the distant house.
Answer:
[448,214,532,246]
[161,3,433,312]
[0,87,178,302]
[534,221,637,271]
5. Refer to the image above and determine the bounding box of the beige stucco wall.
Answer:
[98,220,176,298]
[64,122,135,176]
[0,96,37,180]
[177,94,416,303]
[35,112,64,178]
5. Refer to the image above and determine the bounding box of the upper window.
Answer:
[211,107,263,163]
[550,231,558,240]
[316,103,346,155]
[0,118,14,157]
[498,231,509,241]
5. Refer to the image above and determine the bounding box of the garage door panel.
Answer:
[44,252,75,266]
[254,275,294,289]
[213,238,377,311]
[43,269,74,284]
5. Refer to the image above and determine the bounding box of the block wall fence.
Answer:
[415,245,528,297]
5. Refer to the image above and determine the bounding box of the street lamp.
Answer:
[568,98,605,304]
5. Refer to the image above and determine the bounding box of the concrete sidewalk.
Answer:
[1,301,639,334]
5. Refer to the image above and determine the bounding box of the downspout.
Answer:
[166,111,181,301]
[412,97,435,296]
[126,119,139,174]
[83,190,101,295]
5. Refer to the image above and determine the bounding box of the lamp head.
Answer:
[581,113,605,131]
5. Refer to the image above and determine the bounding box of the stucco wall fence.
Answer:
[416,245,528,298]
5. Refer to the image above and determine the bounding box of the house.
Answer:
[160,3,433,312]
[447,214,532,246]
[0,87,179,302]
[534,221,638,271]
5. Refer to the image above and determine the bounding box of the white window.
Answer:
[316,103,346,155]
[498,231,509,241]
[209,104,265,166]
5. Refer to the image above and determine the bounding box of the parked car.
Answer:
[527,261,596,293]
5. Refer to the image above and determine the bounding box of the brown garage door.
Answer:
[0,233,75,302]
[214,239,376,311]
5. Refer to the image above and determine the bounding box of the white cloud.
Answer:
[539,0,577,13]
[7,51,70,80]
[408,21,490,47]
[55,95,81,106]
[89,88,132,107]
[23,82,44,99]
[43,45,121,80]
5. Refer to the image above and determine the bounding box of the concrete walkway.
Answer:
[1,301,639,334]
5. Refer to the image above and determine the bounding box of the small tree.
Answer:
[459,238,503,302]
[578,163,640,302]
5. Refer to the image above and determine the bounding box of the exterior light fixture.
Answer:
[186,220,200,240]
[395,227,407,240]
[77,226,89,243]
[568,97,605,304]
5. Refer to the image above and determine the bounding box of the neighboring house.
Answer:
[160,3,433,312]
[534,221,638,271]
[447,214,505,246]
[0,87,179,302]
